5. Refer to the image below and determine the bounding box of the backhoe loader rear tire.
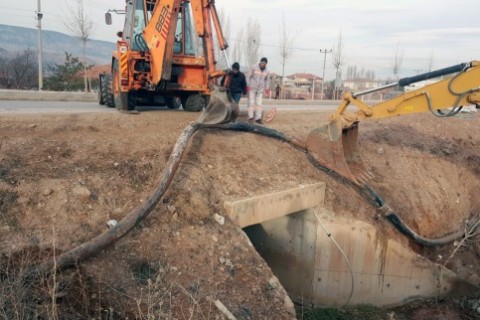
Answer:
[98,84,104,105]
[100,74,115,108]
[182,94,205,112]
[112,59,136,111]
[115,92,137,111]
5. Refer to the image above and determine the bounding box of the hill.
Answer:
[0,24,115,66]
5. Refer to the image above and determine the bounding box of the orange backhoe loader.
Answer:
[307,61,480,185]
[98,0,235,122]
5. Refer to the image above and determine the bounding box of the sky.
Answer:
[1,0,479,80]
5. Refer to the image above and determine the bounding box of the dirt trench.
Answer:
[0,110,479,319]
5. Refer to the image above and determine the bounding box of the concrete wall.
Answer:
[225,184,478,307]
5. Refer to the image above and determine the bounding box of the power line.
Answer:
[0,6,33,12]
[64,0,110,11]
[227,37,324,52]
[1,13,33,19]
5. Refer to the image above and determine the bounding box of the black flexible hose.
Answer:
[214,122,471,247]
[28,120,474,278]
[27,123,201,278]
[361,185,467,247]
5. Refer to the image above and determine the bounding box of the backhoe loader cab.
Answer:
[98,0,234,118]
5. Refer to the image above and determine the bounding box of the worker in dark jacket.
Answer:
[221,62,247,103]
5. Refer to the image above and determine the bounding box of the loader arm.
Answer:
[143,0,181,84]
[190,0,229,80]
[143,0,228,85]
[307,61,480,185]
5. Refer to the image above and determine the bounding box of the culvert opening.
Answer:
[242,209,317,306]
[226,182,480,307]
[235,202,480,308]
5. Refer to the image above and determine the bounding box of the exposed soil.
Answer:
[1,108,480,319]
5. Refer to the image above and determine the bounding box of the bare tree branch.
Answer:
[232,28,244,66]
[427,51,434,72]
[332,29,346,99]
[10,49,38,89]
[245,18,261,67]
[216,8,231,69]
[391,43,404,80]
[60,0,95,92]
[278,14,296,99]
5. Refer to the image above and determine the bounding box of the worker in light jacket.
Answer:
[247,57,270,124]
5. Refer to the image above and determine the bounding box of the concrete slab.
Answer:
[223,182,326,228]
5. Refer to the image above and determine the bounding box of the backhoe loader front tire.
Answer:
[100,74,115,108]
[182,94,205,112]
[166,96,181,109]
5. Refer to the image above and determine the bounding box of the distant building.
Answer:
[284,73,323,99]
[343,78,387,100]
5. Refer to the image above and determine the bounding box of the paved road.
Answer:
[0,99,339,115]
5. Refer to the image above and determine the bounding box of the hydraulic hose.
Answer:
[27,123,202,278]
[361,185,468,247]
[214,123,473,247]
[28,121,474,279]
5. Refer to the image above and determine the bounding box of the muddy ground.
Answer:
[1,108,480,319]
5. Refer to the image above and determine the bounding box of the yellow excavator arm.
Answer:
[332,60,480,128]
[307,61,480,185]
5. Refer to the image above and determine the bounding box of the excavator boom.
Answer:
[307,61,480,185]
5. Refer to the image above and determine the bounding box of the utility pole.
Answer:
[36,0,43,91]
[320,49,332,101]
[311,77,315,100]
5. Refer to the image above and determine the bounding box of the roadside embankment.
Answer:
[0,89,380,106]
[0,89,97,102]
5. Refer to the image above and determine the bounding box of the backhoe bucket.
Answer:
[306,118,372,185]
[196,85,239,125]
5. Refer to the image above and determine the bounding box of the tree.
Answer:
[391,44,404,80]
[44,52,86,91]
[231,28,244,66]
[61,0,95,92]
[10,49,38,89]
[332,29,346,99]
[0,56,11,88]
[427,51,434,72]
[216,8,231,69]
[346,65,375,81]
[245,18,261,67]
[278,14,296,99]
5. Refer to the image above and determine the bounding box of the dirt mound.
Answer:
[1,110,479,318]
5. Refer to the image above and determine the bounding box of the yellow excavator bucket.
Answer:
[306,118,373,185]
[196,85,239,125]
